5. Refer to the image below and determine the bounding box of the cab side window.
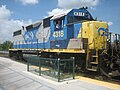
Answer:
[68,16,73,24]
[54,18,63,30]
[43,16,52,28]
[56,20,62,30]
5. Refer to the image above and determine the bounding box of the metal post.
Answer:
[39,57,41,76]
[58,58,60,82]
[72,57,75,79]
[27,60,29,71]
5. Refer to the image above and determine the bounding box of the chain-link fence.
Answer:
[25,54,75,82]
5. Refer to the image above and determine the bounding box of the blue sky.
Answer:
[0,0,120,43]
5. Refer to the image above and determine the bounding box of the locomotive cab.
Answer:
[50,8,93,49]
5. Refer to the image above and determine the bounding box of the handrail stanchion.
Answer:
[58,58,60,82]
[72,57,75,79]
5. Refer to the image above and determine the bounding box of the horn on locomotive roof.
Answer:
[79,7,88,9]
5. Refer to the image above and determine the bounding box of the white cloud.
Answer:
[0,5,32,43]
[58,0,100,9]
[108,21,113,26]
[47,0,100,17]
[16,0,39,5]
[0,5,11,20]
[47,8,66,16]
[90,7,96,11]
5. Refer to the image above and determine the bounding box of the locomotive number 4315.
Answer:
[53,30,64,38]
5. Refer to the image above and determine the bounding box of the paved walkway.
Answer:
[0,57,118,90]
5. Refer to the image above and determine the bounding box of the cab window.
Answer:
[54,18,63,30]
[13,30,21,36]
[74,16,82,22]
[43,16,52,28]
[68,16,73,24]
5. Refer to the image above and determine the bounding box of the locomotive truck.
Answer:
[9,7,120,78]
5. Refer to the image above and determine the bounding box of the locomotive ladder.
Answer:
[86,47,99,72]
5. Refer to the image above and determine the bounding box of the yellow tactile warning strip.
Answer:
[76,76,120,90]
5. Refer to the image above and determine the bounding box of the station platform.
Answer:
[0,57,119,90]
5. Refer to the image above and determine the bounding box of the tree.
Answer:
[0,41,13,51]
[0,44,2,50]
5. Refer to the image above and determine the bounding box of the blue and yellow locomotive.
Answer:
[10,7,120,77]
